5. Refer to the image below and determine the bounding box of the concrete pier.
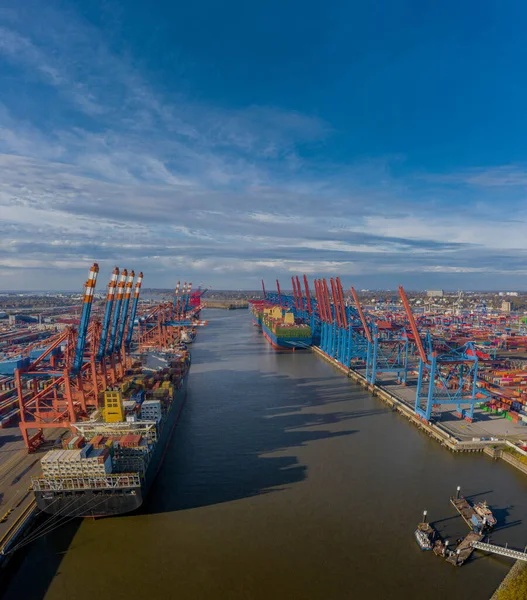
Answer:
[311,346,527,468]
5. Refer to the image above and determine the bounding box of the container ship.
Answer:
[31,349,191,517]
[261,306,312,351]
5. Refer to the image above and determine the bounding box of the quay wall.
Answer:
[311,346,527,465]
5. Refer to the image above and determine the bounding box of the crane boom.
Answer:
[350,287,372,343]
[315,280,325,321]
[125,272,143,347]
[330,279,341,327]
[336,277,347,328]
[398,285,428,363]
[72,263,99,374]
[173,281,180,309]
[107,269,127,355]
[116,271,135,351]
[296,276,303,312]
[322,279,333,324]
[303,275,312,314]
[97,267,119,360]
[291,276,298,311]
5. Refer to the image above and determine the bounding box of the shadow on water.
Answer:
[491,505,523,532]
[137,310,381,515]
[142,367,360,515]
[0,517,81,600]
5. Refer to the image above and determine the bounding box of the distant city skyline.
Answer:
[2,1,527,290]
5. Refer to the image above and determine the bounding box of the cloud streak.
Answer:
[1,3,527,290]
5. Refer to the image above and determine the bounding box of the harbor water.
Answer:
[4,309,527,599]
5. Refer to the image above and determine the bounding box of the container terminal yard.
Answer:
[250,276,527,462]
[0,270,527,597]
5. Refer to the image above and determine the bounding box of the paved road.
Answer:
[358,369,527,441]
[0,426,66,545]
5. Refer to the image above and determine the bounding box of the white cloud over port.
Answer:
[1,3,527,290]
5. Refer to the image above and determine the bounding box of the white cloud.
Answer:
[1,5,527,289]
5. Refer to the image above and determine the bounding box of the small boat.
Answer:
[473,501,497,528]
[415,522,435,550]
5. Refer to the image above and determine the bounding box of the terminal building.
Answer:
[426,290,444,298]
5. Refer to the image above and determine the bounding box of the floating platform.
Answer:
[446,532,484,566]
[450,495,486,533]
[415,521,437,550]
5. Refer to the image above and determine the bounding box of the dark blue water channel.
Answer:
[4,309,527,599]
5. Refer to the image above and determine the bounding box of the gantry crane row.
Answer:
[15,266,100,451]
[125,272,143,348]
[174,281,189,317]
[260,276,315,321]
[303,275,312,314]
[72,264,99,374]
[17,265,139,452]
[116,270,135,351]
[107,269,128,355]
[97,267,119,361]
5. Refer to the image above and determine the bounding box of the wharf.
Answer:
[445,532,484,566]
[450,496,478,531]
[311,346,527,458]
[0,426,66,564]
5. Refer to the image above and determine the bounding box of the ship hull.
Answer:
[34,487,144,517]
[414,529,433,550]
[34,378,188,518]
[261,323,312,351]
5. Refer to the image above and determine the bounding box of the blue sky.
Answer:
[1,0,527,290]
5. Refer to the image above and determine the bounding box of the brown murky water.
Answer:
[4,309,527,599]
